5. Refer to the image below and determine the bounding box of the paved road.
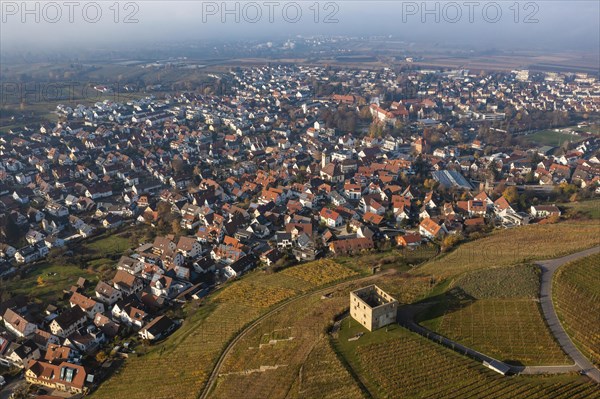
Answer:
[0,376,24,399]
[536,246,600,383]
[198,269,396,399]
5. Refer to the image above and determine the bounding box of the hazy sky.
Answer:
[1,1,598,52]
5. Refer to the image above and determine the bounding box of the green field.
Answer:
[2,231,131,305]
[436,299,569,365]
[562,200,600,220]
[334,319,599,399]
[524,129,583,146]
[554,253,600,366]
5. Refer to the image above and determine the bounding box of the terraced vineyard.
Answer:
[416,222,600,279]
[281,259,358,285]
[336,321,600,399]
[91,259,361,399]
[287,338,367,399]
[203,270,435,399]
[209,284,363,398]
[553,253,600,366]
[418,264,569,365]
[436,299,570,365]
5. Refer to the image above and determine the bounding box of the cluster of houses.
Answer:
[0,63,599,396]
[0,235,207,393]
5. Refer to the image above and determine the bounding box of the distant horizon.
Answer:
[1,1,599,54]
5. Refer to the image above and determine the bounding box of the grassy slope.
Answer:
[205,270,432,399]
[210,286,358,398]
[90,219,599,397]
[562,200,600,220]
[413,219,600,366]
[418,264,569,365]
[3,232,131,305]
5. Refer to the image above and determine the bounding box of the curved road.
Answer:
[398,246,600,382]
[198,269,395,399]
[536,246,600,383]
[198,245,600,398]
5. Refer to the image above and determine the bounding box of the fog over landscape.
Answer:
[1,1,598,53]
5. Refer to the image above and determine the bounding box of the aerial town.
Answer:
[0,63,599,397]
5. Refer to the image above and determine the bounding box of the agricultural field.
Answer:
[453,264,540,299]
[417,264,569,365]
[334,319,600,399]
[287,337,367,399]
[436,299,569,365]
[370,273,434,304]
[336,244,439,273]
[91,259,363,399]
[415,221,600,280]
[281,259,358,286]
[553,253,600,366]
[206,270,438,398]
[209,285,360,398]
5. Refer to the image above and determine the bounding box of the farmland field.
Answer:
[90,222,600,398]
[335,319,600,399]
[415,221,600,280]
[335,244,439,273]
[205,271,434,399]
[91,259,363,399]
[452,264,540,299]
[418,265,569,365]
[435,299,569,365]
[281,259,358,286]
[553,253,600,366]
[209,284,363,398]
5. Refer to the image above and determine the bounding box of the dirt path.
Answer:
[198,270,395,399]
